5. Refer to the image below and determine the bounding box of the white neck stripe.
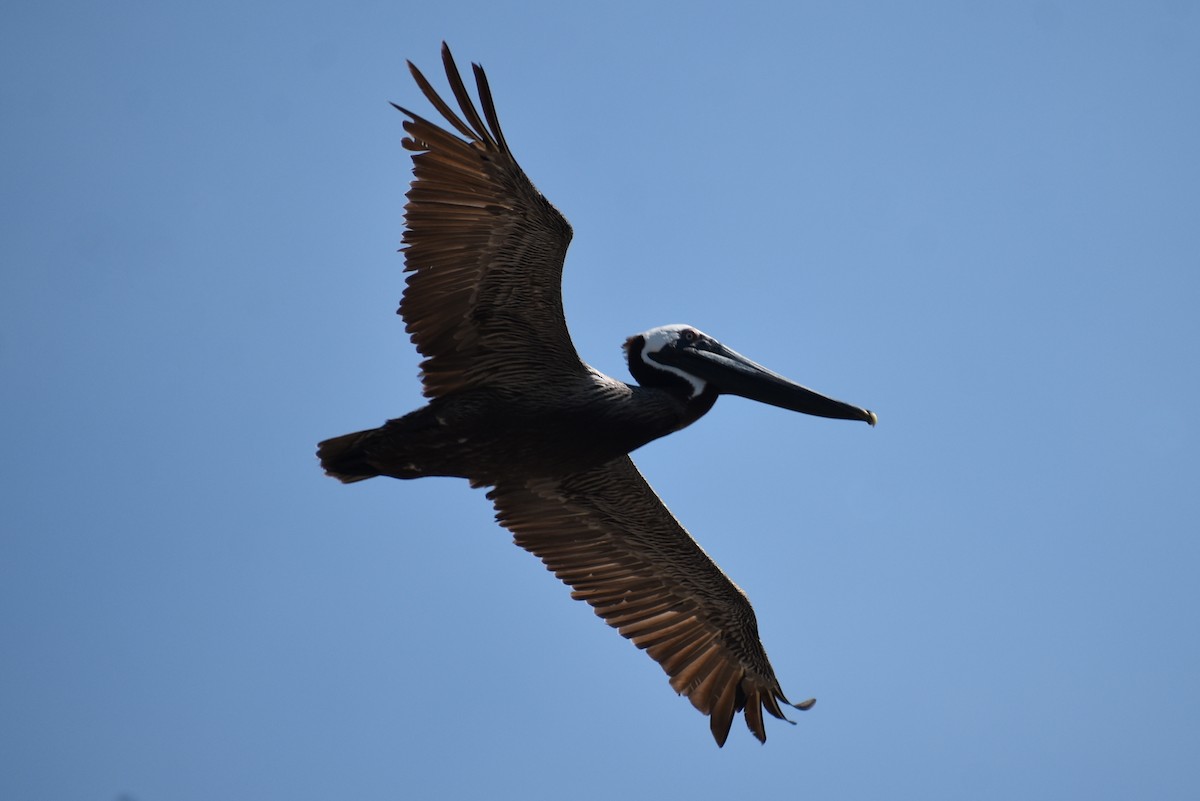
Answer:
[639,325,707,399]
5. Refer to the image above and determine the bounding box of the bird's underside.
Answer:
[318,43,875,746]
[317,376,813,744]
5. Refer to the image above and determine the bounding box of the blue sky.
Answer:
[3,1,1198,799]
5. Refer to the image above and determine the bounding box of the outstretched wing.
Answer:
[395,43,584,399]
[488,456,813,746]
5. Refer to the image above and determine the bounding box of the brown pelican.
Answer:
[317,44,876,746]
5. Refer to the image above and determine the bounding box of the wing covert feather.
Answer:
[488,456,812,745]
[397,44,581,398]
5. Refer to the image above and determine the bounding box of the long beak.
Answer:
[660,342,877,425]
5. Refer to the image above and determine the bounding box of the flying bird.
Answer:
[317,43,876,746]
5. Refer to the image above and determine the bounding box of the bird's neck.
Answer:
[617,383,718,449]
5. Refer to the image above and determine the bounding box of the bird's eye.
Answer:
[682,329,698,343]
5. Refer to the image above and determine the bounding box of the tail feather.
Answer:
[317,429,381,483]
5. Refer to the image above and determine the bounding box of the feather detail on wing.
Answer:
[395,43,582,398]
[488,456,814,746]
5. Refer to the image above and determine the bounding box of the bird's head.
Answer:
[623,324,876,425]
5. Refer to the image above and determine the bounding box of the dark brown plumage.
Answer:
[490,457,815,746]
[318,43,874,746]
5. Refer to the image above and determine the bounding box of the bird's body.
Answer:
[321,369,711,486]
[318,44,875,746]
